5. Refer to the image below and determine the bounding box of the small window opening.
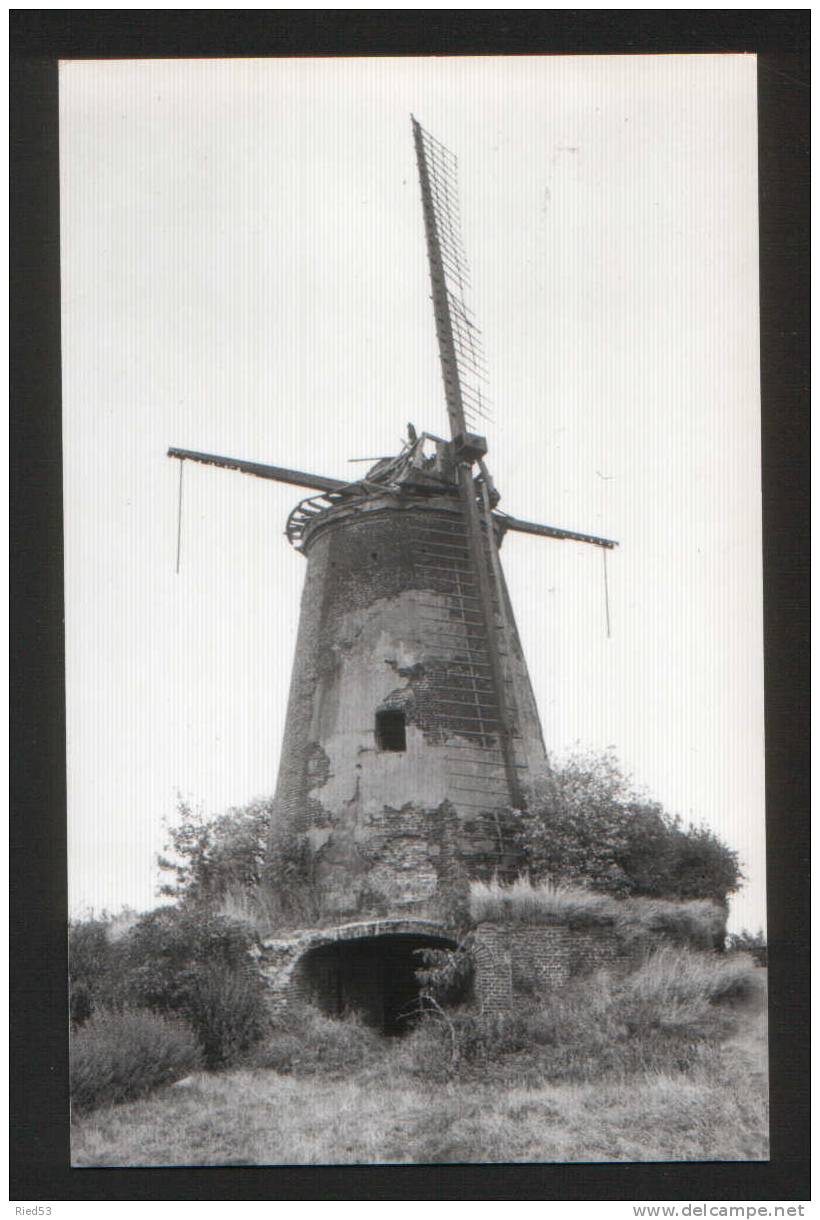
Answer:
[376,709,406,752]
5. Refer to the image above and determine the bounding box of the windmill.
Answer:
[168,118,616,928]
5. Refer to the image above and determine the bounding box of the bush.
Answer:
[250,1006,385,1076]
[68,914,135,1025]
[518,751,743,902]
[182,964,270,1068]
[70,1008,202,1112]
[119,907,270,1068]
[614,897,727,950]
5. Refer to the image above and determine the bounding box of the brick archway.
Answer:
[257,918,461,1035]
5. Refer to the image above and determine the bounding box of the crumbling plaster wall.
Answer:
[270,496,541,917]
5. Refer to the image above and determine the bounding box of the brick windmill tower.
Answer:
[169,119,615,1029]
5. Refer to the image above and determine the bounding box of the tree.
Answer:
[518,749,743,903]
[159,796,319,921]
[158,797,271,908]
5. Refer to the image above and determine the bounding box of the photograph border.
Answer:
[10,9,809,1201]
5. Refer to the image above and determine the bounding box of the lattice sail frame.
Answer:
[411,118,492,439]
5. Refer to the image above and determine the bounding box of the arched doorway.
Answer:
[298,929,465,1036]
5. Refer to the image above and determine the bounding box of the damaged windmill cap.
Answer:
[451,432,488,464]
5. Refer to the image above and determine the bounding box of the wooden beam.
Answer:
[167,448,346,495]
[497,513,617,550]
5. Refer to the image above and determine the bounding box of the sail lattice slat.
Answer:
[412,118,493,436]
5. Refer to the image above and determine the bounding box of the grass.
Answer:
[469,877,726,947]
[71,959,768,1166]
[216,878,727,949]
[71,1040,767,1165]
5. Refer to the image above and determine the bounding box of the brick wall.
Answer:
[471,922,638,1012]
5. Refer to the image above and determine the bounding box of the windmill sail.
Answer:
[412,116,528,807]
[411,117,492,441]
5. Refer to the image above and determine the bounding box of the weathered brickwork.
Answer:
[471,922,639,1013]
[253,917,455,1018]
[268,492,548,920]
[255,913,710,1026]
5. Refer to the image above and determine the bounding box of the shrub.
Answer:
[70,1008,202,1113]
[182,964,270,1067]
[614,897,727,949]
[250,1006,385,1076]
[68,915,131,1024]
[518,751,743,902]
[415,944,474,1007]
[118,907,270,1068]
[158,797,270,906]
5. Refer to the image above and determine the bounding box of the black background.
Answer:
[10,9,810,1202]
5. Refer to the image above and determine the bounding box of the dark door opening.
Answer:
[300,933,465,1036]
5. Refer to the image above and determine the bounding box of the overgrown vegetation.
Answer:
[70,1009,202,1113]
[69,747,748,1131]
[157,752,743,934]
[469,877,727,948]
[385,944,758,1084]
[158,797,271,908]
[248,1006,385,1077]
[69,905,270,1095]
[71,948,768,1164]
[518,750,743,903]
[727,928,767,967]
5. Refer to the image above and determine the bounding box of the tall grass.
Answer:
[469,877,725,947]
[248,1006,386,1077]
[71,963,769,1165]
[385,945,759,1086]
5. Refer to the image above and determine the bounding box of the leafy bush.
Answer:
[69,918,114,1026]
[158,798,271,906]
[616,897,727,949]
[119,907,270,1067]
[68,914,135,1024]
[70,1008,202,1112]
[159,798,322,924]
[518,751,743,902]
[414,944,474,1007]
[250,1006,385,1076]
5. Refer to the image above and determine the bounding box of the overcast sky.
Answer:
[60,55,764,932]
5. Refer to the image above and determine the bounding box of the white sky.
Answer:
[60,55,764,933]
